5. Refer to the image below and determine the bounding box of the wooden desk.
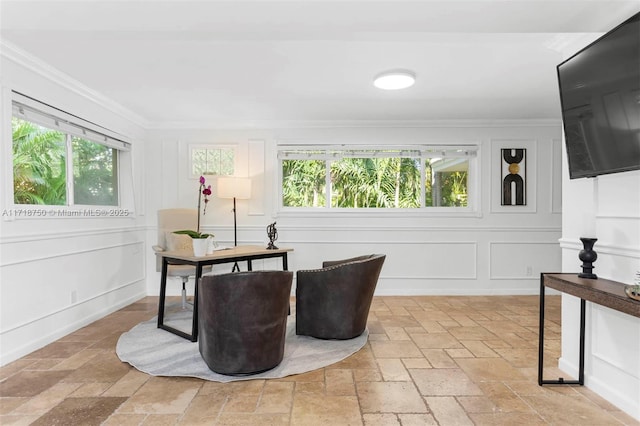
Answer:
[538,273,640,386]
[157,245,293,341]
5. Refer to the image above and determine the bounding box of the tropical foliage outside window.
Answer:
[280,146,474,209]
[12,116,119,206]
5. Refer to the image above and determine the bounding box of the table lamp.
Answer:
[217,177,251,271]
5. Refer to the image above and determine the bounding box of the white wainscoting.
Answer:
[147,224,562,297]
[489,241,561,279]
[0,228,147,365]
[560,243,640,421]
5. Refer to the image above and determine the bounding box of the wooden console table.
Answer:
[157,245,293,341]
[538,273,640,386]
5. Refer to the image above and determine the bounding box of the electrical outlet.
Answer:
[526,266,533,276]
[71,290,77,304]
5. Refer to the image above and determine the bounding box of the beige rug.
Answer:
[116,309,368,382]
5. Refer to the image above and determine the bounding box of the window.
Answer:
[279,145,476,210]
[189,145,235,178]
[11,93,130,208]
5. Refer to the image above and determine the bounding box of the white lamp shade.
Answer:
[217,177,251,200]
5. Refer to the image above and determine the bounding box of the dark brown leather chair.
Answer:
[295,254,385,339]
[197,270,293,375]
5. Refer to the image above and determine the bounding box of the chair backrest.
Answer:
[197,270,294,375]
[157,208,198,249]
[155,208,198,271]
[295,254,385,339]
[322,254,378,268]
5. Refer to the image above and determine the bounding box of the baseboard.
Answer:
[0,290,147,366]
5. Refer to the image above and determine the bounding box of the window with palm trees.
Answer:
[11,97,126,207]
[280,146,475,209]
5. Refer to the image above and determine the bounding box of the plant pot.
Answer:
[192,238,208,257]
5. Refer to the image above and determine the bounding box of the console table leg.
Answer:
[538,274,583,386]
[578,298,586,385]
[538,274,546,386]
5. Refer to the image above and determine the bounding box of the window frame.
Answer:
[277,144,480,216]
[188,144,237,179]
[5,91,134,219]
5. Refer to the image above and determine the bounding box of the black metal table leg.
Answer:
[539,273,585,386]
[191,263,203,342]
[157,257,169,328]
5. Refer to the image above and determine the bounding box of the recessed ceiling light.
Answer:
[373,70,416,90]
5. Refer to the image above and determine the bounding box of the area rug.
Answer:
[116,310,368,382]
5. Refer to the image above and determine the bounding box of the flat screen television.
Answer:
[557,12,640,179]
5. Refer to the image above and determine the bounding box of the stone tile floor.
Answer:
[1,295,638,425]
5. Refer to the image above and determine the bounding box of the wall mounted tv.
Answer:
[557,12,640,179]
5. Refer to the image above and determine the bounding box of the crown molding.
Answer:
[0,40,562,131]
[0,40,150,129]
[149,118,561,130]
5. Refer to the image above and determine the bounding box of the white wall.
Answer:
[145,124,563,298]
[0,45,148,365]
[559,165,640,420]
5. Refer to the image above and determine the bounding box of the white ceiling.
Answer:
[1,0,638,128]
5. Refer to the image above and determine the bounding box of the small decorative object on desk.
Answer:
[266,221,278,250]
[625,271,640,302]
[578,237,598,279]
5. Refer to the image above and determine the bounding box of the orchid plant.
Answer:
[176,176,213,239]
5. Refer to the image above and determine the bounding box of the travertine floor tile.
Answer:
[141,413,181,425]
[455,357,528,382]
[411,332,464,349]
[99,413,148,426]
[369,340,423,358]
[0,370,72,398]
[0,414,40,425]
[357,381,427,413]
[102,369,150,397]
[29,396,126,426]
[524,393,632,425]
[291,394,362,425]
[362,413,400,425]
[23,341,91,360]
[376,358,411,381]
[216,412,291,425]
[456,395,498,413]
[11,382,82,416]
[117,376,201,414]
[425,396,473,426]
[0,397,29,415]
[63,352,131,383]
[421,349,457,368]
[397,413,438,425]
[3,295,636,426]
[469,411,548,425]
[409,368,482,397]
[179,394,226,424]
[459,340,500,358]
[256,381,294,413]
[325,368,356,395]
